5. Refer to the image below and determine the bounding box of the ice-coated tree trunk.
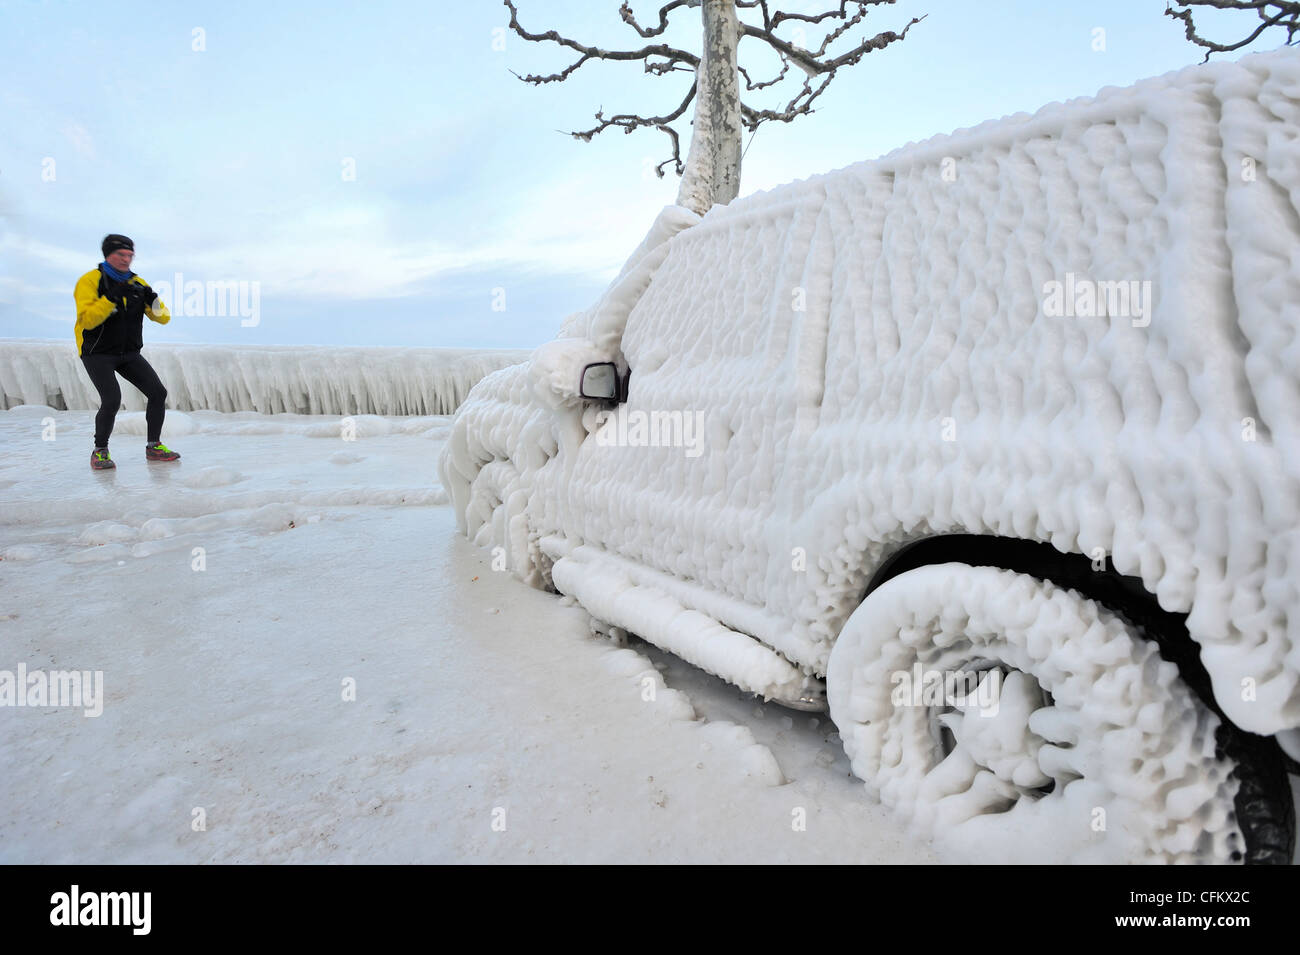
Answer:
[676,0,742,215]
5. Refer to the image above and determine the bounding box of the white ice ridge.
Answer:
[443,49,1300,736]
[0,340,529,416]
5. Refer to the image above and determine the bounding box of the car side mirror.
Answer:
[580,362,618,400]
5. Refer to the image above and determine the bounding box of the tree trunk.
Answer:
[676,0,742,215]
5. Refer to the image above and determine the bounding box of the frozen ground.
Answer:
[0,404,939,863]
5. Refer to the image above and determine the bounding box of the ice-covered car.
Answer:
[440,50,1300,863]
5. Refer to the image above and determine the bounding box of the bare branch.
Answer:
[503,0,697,84]
[645,55,698,76]
[1165,1,1300,62]
[503,0,703,176]
[618,0,695,37]
[735,0,772,32]
[740,71,836,131]
[739,11,926,76]
[737,57,791,90]
[730,3,923,131]
[572,83,699,177]
[503,1,926,188]
[737,0,897,30]
[811,4,869,56]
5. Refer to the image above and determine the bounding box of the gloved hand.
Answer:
[123,282,158,310]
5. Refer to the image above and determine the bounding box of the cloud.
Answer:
[120,176,679,303]
[1,233,89,274]
[0,275,69,304]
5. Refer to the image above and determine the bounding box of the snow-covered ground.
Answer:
[0,404,939,863]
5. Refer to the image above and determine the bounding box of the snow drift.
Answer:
[0,340,528,416]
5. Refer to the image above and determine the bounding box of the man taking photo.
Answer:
[74,234,181,469]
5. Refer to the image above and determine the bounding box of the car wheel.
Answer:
[826,563,1257,863]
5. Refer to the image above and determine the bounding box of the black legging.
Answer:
[80,351,168,447]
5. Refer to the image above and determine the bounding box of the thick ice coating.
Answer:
[441,49,1300,736]
[826,563,1243,863]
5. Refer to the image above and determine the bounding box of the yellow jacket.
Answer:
[74,268,171,356]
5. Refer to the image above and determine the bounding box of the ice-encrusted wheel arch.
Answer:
[832,535,1295,863]
[827,562,1252,863]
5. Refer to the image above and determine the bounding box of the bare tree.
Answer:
[1166,1,1300,61]
[503,0,924,215]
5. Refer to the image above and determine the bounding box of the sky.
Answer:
[0,0,1274,350]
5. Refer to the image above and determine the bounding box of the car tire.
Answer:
[826,563,1256,863]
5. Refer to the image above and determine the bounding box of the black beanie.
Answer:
[101,234,134,258]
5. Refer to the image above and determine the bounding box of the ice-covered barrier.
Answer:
[0,340,529,416]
